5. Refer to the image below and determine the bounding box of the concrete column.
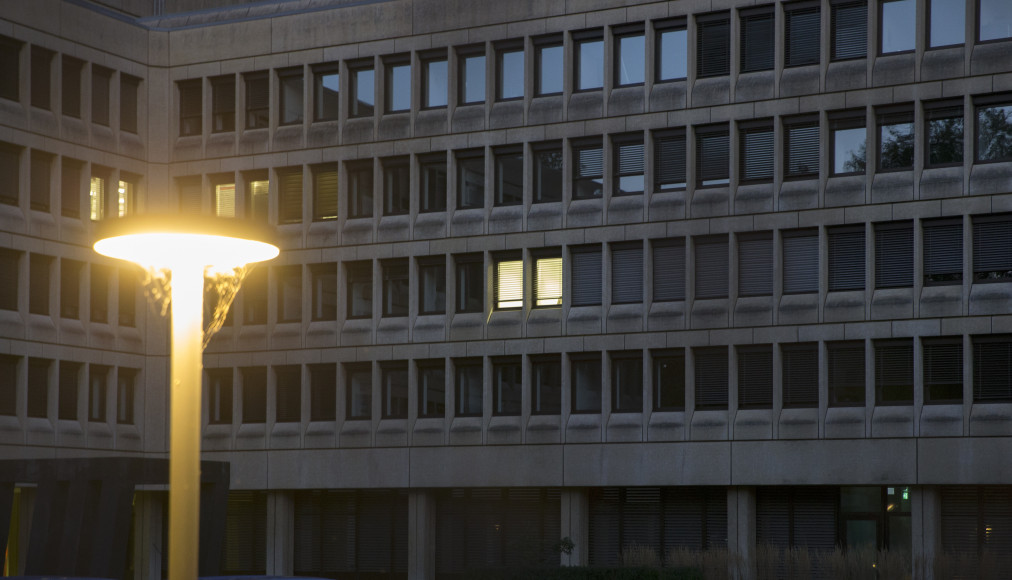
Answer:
[911,485,941,580]
[132,491,165,580]
[560,488,589,567]
[727,486,756,580]
[408,489,436,580]
[267,491,294,575]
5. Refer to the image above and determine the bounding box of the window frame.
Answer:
[739,6,775,74]
[876,104,915,172]
[828,340,866,407]
[974,95,1012,164]
[178,78,202,137]
[454,358,483,417]
[454,253,484,314]
[383,55,411,114]
[831,0,869,61]
[922,336,964,404]
[420,52,449,110]
[345,362,372,421]
[495,41,524,102]
[879,0,917,55]
[533,142,563,203]
[694,234,729,300]
[277,67,304,126]
[347,159,374,219]
[927,0,966,48]
[654,18,688,83]
[382,156,410,216]
[493,146,524,206]
[419,153,448,213]
[381,258,409,318]
[312,63,340,122]
[696,11,731,79]
[784,114,821,180]
[530,354,562,415]
[572,139,604,200]
[121,75,142,134]
[418,257,446,315]
[534,36,564,97]
[829,110,868,176]
[612,25,645,88]
[610,350,644,413]
[612,135,645,196]
[924,99,964,168]
[244,71,269,130]
[380,361,409,420]
[417,359,446,418]
[784,1,822,67]
[458,45,487,105]
[456,149,485,209]
[493,253,524,311]
[348,61,376,118]
[345,260,373,320]
[570,353,602,414]
[738,119,775,184]
[491,356,522,416]
[695,124,730,188]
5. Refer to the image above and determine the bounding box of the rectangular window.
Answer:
[0,250,17,312]
[90,169,109,220]
[929,0,965,47]
[277,167,303,224]
[973,214,1012,282]
[455,254,483,313]
[739,121,774,182]
[783,229,819,294]
[782,343,819,408]
[60,259,81,318]
[418,360,446,418]
[382,156,410,215]
[572,354,602,413]
[533,144,562,203]
[881,0,916,53]
[976,98,1012,162]
[422,56,448,108]
[115,371,138,427]
[345,363,372,420]
[878,106,914,170]
[653,239,686,302]
[923,337,963,404]
[58,361,79,421]
[653,350,685,411]
[459,49,486,104]
[533,254,562,307]
[381,362,408,419]
[346,261,373,319]
[277,265,302,323]
[88,365,108,422]
[30,149,52,211]
[62,56,82,118]
[497,44,523,101]
[875,339,913,405]
[696,13,730,78]
[118,174,136,218]
[349,63,375,117]
[310,263,337,321]
[312,163,337,221]
[31,46,52,110]
[239,368,265,423]
[0,142,18,207]
[313,64,340,121]
[829,341,866,406]
[0,36,20,102]
[923,218,962,285]
[875,221,913,288]
[654,129,687,191]
[980,0,1012,42]
[535,38,563,96]
[492,357,521,416]
[178,79,201,136]
[119,268,136,327]
[738,232,773,297]
[245,72,269,129]
[91,66,111,126]
[245,171,269,222]
[384,57,410,113]
[785,2,821,66]
[655,20,688,81]
[696,125,730,187]
[614,29,644,87]
[90,264,109,323]
[28,358,50,419]
[973,335,1012,402]
[213,177,235,218]
[531,355,561,415]
[830,111,867,175]
[832,0,868,60]
[457,150,484,209]
[613,137,644,195]
[418,258,446,315]
[241,266,267,325]
[309,363,336,421]
[695,235,728,300]
[381,259,408,317]
[612,243,643,304]
[829,225,866,291]
[571,246,602,307]
[60,158,81,218]
[740,7,775,73]
[211,75,235,132]
[573,141,604,199]
[494,147,523,206]
[420,154,447,212]
[29,254,51,316]
[348,160,374,219]
[275,365,301,423]
[924,101,964,167]
[785,117,820,178]
[739,345,773,409]
[494,255,523,310]
[455,358,483,417]
[695,347,728,410]
[611,351,643,413]
[208,368,233,424]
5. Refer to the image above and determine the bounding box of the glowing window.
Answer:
[495,259,523,309]
[89,175,105,221]
[117,180,134,217]
[535,256,562,306]
[215,183,235,217]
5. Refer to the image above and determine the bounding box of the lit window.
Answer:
[495,258,523,309]
[214,182,235,218]
[534,256,562,307]
[118,178,135,217]
[246,174,269,222]
[89,172,106,221]
[929,0,964,47]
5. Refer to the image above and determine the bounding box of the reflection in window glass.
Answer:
[534,148,563,203]
[657,28,687,81]
[352,68,374,117]
[314,70,339,121]
[977,104,1012,162]
[457,154,484,208]
[929,0,965,47]
[980,0,1012,42]
[499,50,523,100]
[247,179,268,221]
[494,151,523,206]
[462,54,485,103]
[279,71,303,125]
[572,357,601,413]
[617,34,644,85]
[537,44,563,95]
[577,39,604,90]
[455,362,482,416]
[833,126,866,174]
[90,175,105,221]
[881,0,916,53]
[926,107,963,166]
[879,116,914,170]
[386,63,410,112]
[424,60,448,108]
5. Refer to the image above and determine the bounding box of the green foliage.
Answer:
[461,567,702,580]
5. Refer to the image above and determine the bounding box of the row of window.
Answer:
[173,0,1012,135]
[204,333,1006,426]
[0,356,136,424]
[0,35,140,132]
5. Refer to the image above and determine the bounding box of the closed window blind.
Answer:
[828,226,865,291]
[785,4,821,67]
[535,256,562,306]
[741,125,774,181]
[576,145,603,178]
[924,218,963,285]
[612,244,643,304]
[222,491,267,574]
[940,485,1012,574]
[875,222,913,288]
[695,236,728,299]
[738,345,773,409]
[616,142,644,175]
[177,177,202,215]
[653,240,686,301]
[313,165,338,221]
[696,14,730,78]
[738,233,773,296]
[785,122,820,177]
[278,169,303,224]
[654,132,687,190]
[495,258,523,309]
[757,487,838,551]
[696,127,730,187]
[694,347,728,410]
[973,215,1012,281]
[740,9,775,73]
[875,339,913,404]
[923,337,963,404]
[828,341,865,406]
[831,1,867,60]
[973,336,1012,402]
[572,247,602,306]
[782,343,819,408]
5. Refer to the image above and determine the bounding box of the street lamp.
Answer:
[94,214,278,580]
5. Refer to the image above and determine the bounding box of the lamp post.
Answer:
[94,215,278,580]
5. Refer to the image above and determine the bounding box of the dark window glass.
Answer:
[278,168,303,224]
[119,268,136,327]
[91,66,111,126]
[313,65,339,121]
[973,214,1012,282]
[385,59,410,113]
[929,0,965,47]
[533,145,562,203]
[739,345,773,409]
[58,361,79,420]
[30,150,52,211]
[923,337,963,404]
[926,102,964,166]
[696,125,729,187]
[0,355,16,416]
[457,151,484,209]
[241,367,267,423]
[694,236,728,300]
[61,157,81,218]
[497,47,524,100]
[245,72,269,129]
[782,343,819,408]
[829,341,865,406]
[0,36,20,102]
[277,265,301,323]
[571,246,602,307]
[310,263,337,321]
[738,233,773,297]
[696,13,730,78]
[612,243,643,304]
[531,355,561,415]
[418,360,446,418]
[346,261,373,319]
[973,335,1012,402]
[208,368,233,424]
[828,225,866,291]
[875,339,913,405]
[383,157,410,215]
[830,113,867,174]
[120,74,140,133]
[611,352,643,413]
[653,350,685,411]
[62,56,83,118]
[348,160,374,219]
[309,363,336,421]
[536,41,563,95]
[785,119,820,178]
[694,347,728,410]
[178,79,201,136]
[278,69,303,125]
[924,218,962,285]
[60,259,81,318]
[275,366,301,423]
[615,32,644,86]
[381,259,408,317]
[976,101,1012,162]
[739,122,774,182]
[88,365,108,422]
[656,24,687,81]
[423,58,448,108]
[654,130,686,191]
[875,222,913,288]
[90,264,109,323]
[350,65,375,117]
[244,171,269,222]
[878,108,914,170]
[31,46,52,110]
[494,148,523,206]
[573,142,603,199]
[613,139,644,195]
[455,254,483,313]
[492,357,522,416]
[419,259,446,315]
[29,254,51,316]
[571,354,602,413]
[785,3,821,66]
[576,35,604,90]
[653,239,686,302]
[345,363,372,420]
[740,8,775,73]
[312,163,337,221]
[28,358,50,419]
[211,75,235,133]
[381,362,408,419]
[454,359,482,417]
[460,51,485,104]
[420,155,447,212]
[240,265,267,325]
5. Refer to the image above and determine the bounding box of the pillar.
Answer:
[727,486,756,580]
[408,489,436,580]
[267,491,294,575]
[911,485,940,580]
[560,488,589,567]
